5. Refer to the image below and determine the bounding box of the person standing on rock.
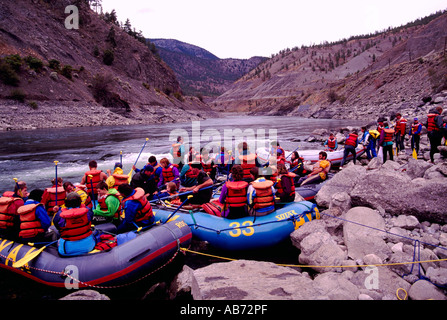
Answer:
[425,107,444,163]
[394,113,407,154]
[378,122,395,163]
[340,130,358,167]
[409,117,422,156]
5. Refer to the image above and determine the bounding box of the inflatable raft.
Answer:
[154,201,319,251]
[0,221,191,288]
[295,173,334,201]
[293,145,366,165]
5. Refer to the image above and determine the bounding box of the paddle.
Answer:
[163,195,193,224]
[411,136,417,159]
[150,181,224,204]
[54,161,59,206]
[13,178,23,198]
[12,240,58,268]
[88,174,96,209]
[285,146,299,160]
[128,138,149,183]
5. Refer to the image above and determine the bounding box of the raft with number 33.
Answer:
[0,220,191,288]
[154,201,319,251]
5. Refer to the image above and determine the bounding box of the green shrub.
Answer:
[0,61,20,86]
[48,59,61,71]
[103,49,114,65]
[3,54,22,72]
[28,101,38,109]
[24,56,43,73]
[9,88,26,102]
[61,65,73,79]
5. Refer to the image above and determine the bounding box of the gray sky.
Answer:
[101,0,447,59]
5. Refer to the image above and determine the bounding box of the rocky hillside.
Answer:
[213,10,447,121]
[0,0,214,131]
[151,39,267,98]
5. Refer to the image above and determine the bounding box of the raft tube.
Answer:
[295,173,334,201]
[154,201,319,251]
[0,221,191,288]
[290,145,366,165]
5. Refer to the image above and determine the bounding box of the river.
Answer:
[0,115,365,194]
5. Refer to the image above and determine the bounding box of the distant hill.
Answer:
[213,10,447,121]
[151,39,267,97]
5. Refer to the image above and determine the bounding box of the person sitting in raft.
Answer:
[296,151,331,186]
[290,151,306,181]
[214,147,233,176]
[106,162,129,189]
[275,163,296,203]
[80,160,108,201]
[236,142,259,183]
[158,158,180,190]
[41,177,66,216]
[116,184,154,234]
[53,192,96,257]
[0,184,27,240]
[200,149,217,182]
[153,182,179,202]
[247,167,276,216]
[219,165,248,219]
[179,162,214,206]
[17,189,56,244]
[92,181,121,224]
[323,133,338,151]
[63,182,92,208]
[130,164,157,199]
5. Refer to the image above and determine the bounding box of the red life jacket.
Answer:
[162,165,176,183]
[123,188,153,223]
[42,187,66,214]
[0,193,24,229]
[112,173,129,188]
[18,203,45,239]
[345,133,358,147]
[427,113,441,132]
[85,169,103,195]
[384,128,395,142]
[276,173,296,197]
[59,207,92,241]
[395,118,407,135]
[201,158,213,174]
[327,138,336,149]
[225,181,248,208]
[98,193,122,219]
[411,123,422,135]
[239,153,257,180]
[251,180,275,210]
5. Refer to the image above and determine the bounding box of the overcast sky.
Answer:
[100,0,447,59]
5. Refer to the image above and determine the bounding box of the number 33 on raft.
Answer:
[229,221,255,237]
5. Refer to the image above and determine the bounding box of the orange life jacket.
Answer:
[345,133,358,147]
[172,143,182,159]
[123,188,153,223]
[162,165,176,183]
[85,169,103,195]
[427,113,441,132]
[239,153,257,180]
[225,181,248,208]
[384,128,395,142]
[251,180,275,210]
[112,173,129,188]
[18,203,45,239]
[42,187,66,214]
[276,172,296,197]
[0,193,24,229]
[59,207,92,241]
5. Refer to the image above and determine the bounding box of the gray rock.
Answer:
[408,280,447,300]
[59,290,110,300]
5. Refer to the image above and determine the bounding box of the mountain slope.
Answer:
[0,0,212,130]
[151,39,267,97]
[213,11,447,120]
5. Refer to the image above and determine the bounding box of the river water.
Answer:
[0,115,365,194]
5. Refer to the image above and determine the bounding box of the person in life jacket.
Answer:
[116,184,154,234]
[0,189,26,240]
[200,149,217,181]
[247,167,276,216]
[105,162,128,189]
[63,181,92,209]
[394,113,407,153]
[323,133,338,152]
[18,189,55,243]
[170,136,186,171]
[158,158,180,189]
[218,165,248,219]
[289,151,306,180]
[340,130,359,167]
[214,147,233,176]
[80,160,108,201]
[153,181,178,201]
[41,178,67,215]
[275,163,296,203]
[378,122,395,163]
[358,126,377,160]
[179,162,214,205]
[148,156,163,186]
[237,142,258,183]
[409,117,423,155]
[53,192,96,257]
[297,151,331,186]
[92,181,121,224]
[425,107,444,163]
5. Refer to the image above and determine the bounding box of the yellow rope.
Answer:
[180,247,447,269]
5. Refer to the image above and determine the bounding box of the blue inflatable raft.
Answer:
[153,201,319,251]
[0,221,191,288]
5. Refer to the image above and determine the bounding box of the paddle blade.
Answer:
[13,246,46,268]
[412,149,417,159]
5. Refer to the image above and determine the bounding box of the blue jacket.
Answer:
[23,199,52,232]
